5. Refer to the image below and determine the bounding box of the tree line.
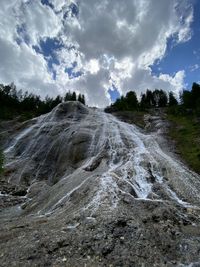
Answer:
[105,89,177,112]
[105,82,200,115]
[0,83,85,120]
[180,83,200,112]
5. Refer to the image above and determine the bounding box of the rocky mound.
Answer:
[1,101,200,266]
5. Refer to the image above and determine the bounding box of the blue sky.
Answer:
[151,0,200,91]
[0,0,199,106]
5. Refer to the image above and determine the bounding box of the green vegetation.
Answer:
[110,110,147,129]
[167,114,200,174]
[105,82,200,174]
[105,88,171,112]
[167,83,200,173]
[0,83,86,121]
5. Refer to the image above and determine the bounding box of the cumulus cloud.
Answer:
[0,0,193,107]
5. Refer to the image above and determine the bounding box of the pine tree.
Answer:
[72,91,76,101]
[125,91,138,110]
[168,91,178,106]
[64,91,71,101]
[78,93,82,103]
[81,94,85,105]
[158,90,168,107]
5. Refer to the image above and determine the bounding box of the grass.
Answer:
[111,110,147,129]
[167,113,200,174]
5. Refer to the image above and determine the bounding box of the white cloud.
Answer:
[85,59,100,74]
[189,64,199,72]
[159,70,186,95]
[0,0,194,107]
[117,67,185,98]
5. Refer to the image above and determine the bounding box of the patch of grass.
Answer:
[167,113,200,174]
[112,110,147,129]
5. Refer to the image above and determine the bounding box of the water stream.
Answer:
[3,102,200,216]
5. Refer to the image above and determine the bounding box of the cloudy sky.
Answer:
[0,0,199,107]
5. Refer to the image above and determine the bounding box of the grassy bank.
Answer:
[111,109,200,175]
[167,113,200,174]
[110,110,147,129]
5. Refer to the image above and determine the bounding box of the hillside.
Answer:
[0,101,200,266]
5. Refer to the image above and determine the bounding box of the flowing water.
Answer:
[2,102,200,266]
[3,102,200,217]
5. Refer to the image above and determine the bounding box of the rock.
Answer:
[1,103,200,267]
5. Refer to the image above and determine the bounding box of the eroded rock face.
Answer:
[4,101,93,186]
[1,101,200,266]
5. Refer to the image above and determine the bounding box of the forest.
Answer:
[0,83,85,121]
[105,82,200,115]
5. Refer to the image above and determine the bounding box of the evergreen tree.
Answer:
[125,91,138,110]
[152,89,160,107]
[191,82,200,108]
[78,94,85,105]
[140,93,147,109]
[146,89,155,107]
[168,91,178,106]
[78,93,82,103]
[71,92,77,101]
[64,91,72,101]
[180,90,193,108]
[81,94,85,105]
[158,90,168,107]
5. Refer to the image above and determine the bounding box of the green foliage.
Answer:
[105,91,139,112]
[106,82,200,114]
[125,91,138,110]
[168,91,178,106]
[72,92,77,101]
[106,83,200,174]
[140,89,168,109]
[180,90,193,108]
[0,83,86,121]
[167,114,200,174]
[169,82,200,116]
[106,88,171,112]
[64,91,85,105]
[156,90,168,107]
[78,94,85,105]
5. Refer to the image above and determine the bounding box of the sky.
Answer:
[0,0,199,107]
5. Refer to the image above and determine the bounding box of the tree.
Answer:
[152,89,160,107]
[139,90,155,109]
[181,90,193,108]
[158,90,168,107]
[78,94,85,105]
[140,93,147,109]
[81,94,85,105]
[191,82,200,108]
[168,91,178,106]
[71,92,77,101]
[125,91,138,110]
[146,90,155,107]
[64,91,72,101]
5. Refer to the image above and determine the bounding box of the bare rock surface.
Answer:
[1,101,200,266]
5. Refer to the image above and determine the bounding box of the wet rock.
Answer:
[12,189,27,196]
[1,103,200,267]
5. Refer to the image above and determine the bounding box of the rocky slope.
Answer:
[1,101,200,267]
